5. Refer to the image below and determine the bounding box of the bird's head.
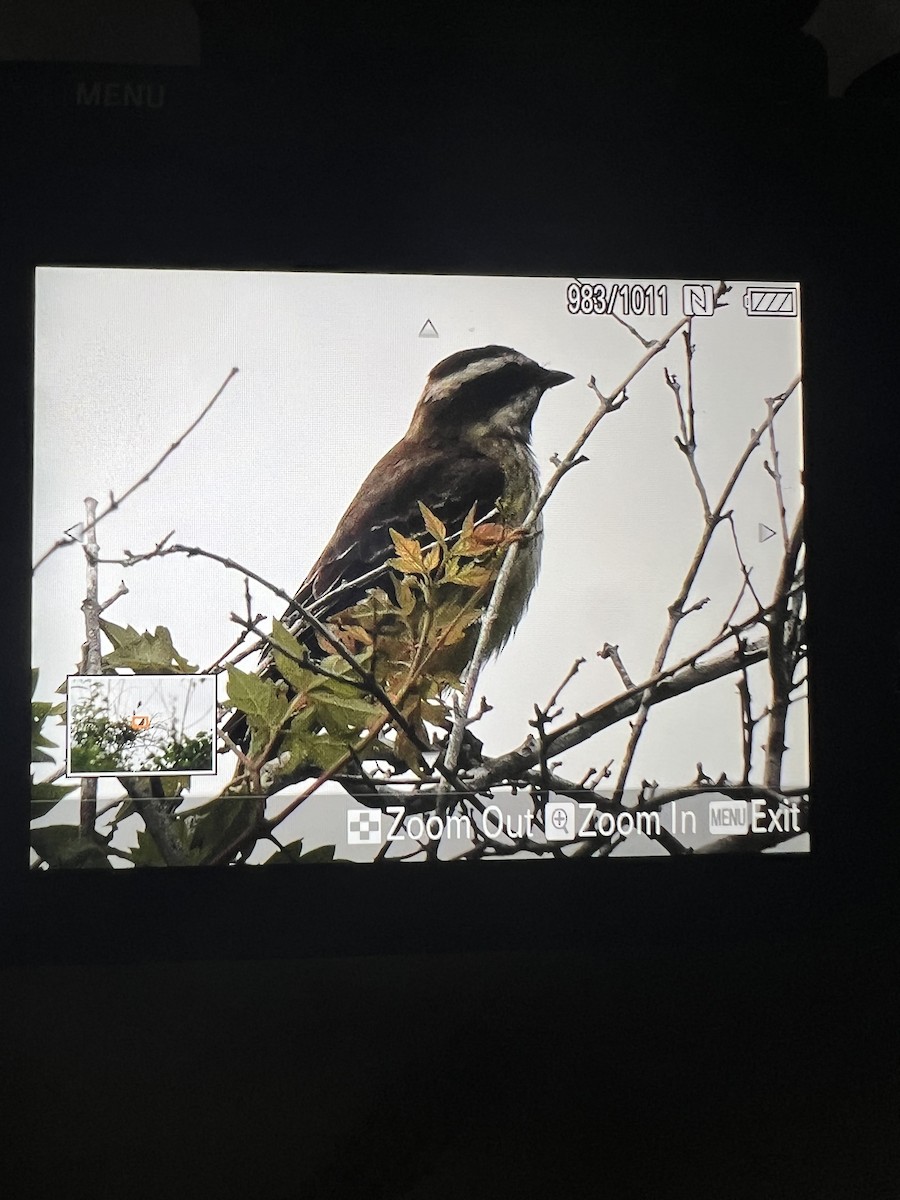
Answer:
[409,346,573,445]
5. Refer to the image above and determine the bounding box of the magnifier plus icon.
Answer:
[545,800,576,842]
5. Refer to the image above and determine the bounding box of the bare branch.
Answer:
[79,497,101,835]
[612,375,802,802]
[33,367,240,572]
[112,539,380,687]
[99,580,129,613]
[446,288,731,776]
[545,657,586,715]
[764,395,791,553]
[598,644,634,689]
[764,510,805,790]
[735,647,755,786]
[609,311,657,348]
[723,511,765,614]
[665,324,711,519]
[468,629,771,792]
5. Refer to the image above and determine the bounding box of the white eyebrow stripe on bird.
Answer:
[423,351,524,404]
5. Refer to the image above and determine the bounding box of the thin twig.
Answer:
[99,580,129,612]
[764,396,791,554]
[598,644,634,689]
[79,497,101,835]
[723,511,765,613]
[612,375,801,803]
[665,324,711,519]
[764,511,805,790]
[445,288,730,775]
[33,367,240,572]
[734,632,757,785]
[545,657,586,716]
[608,311,658,348]
[468,627,773,793]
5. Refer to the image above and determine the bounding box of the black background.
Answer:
[1,3,896,1196]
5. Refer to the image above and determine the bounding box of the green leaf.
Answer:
[108,798,136,827]
[263,841,337,865]
[129,827,168,867]
[181,795,260,860]
[31,825,113,869]
[32,692,64,763]
[269,649,316,695]
[268,620,326,687]
[263,838,305,864]
[299,844,336,863]
[226,666,288,725]
[100,620,196,674]
[297,730,350,772]
[313,692,382,737]
[31,779,78,819]
[318,652,362,679]
[268,617,304,656]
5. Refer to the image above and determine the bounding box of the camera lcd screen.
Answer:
[31,269,807,866]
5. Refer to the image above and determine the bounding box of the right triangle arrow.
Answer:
[758,523,776,543]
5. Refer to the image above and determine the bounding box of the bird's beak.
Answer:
[541,368,574,390]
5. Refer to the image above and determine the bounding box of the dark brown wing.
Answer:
[291,433,505,620]
[222,435,504,748]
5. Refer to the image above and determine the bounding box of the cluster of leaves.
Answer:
[225,503,511,793]
[100,620,197,674]
[68,681,213,775]
[31,670,113,868]
[31,504,512,867]
[31,669,77,819]
[30,624,215,867]
[69,681,140,773]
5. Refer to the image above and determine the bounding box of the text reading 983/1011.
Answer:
[567,281,669,317]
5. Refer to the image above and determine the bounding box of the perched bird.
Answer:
[225,346,572,753]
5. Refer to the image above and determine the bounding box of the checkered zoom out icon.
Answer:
[347,809,382,844]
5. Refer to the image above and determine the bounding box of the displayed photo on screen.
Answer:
[30,270,807,866]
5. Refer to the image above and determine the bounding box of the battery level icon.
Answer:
[743,286,798,316]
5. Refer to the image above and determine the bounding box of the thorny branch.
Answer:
[612,373,802,803]
[764,395,791,554]
[764,510,805,791]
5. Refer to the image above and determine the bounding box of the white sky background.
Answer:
[32,269,807,860]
